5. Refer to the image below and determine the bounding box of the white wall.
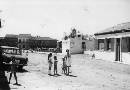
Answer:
[84,50,130,65]
[85,40,95,51]
[70,37,83,54]
[62,35,85,54]
[62,39,70,55]
[122,53,130,65]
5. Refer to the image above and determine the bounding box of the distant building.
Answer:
[62,28,87,54]
[0,37,4,46]
[0,33,58,51]
[18,34,32,49]
[84,34,95,51]
[57,41,62,52]
[29,36,57,51]
[3,34,18,47]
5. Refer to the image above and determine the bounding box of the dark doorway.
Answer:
[82,42,86,50]
[107,39,111,50]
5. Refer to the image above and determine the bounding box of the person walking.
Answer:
[48,53,53,75]
[8,56,18,85]
[66,49,71,75]
[54,55,58,75]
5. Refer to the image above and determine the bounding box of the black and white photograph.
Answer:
[0,0,130,90]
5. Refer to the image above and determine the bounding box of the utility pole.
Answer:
[0,10,2,29]
[0,18,1,28]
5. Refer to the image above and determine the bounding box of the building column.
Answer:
[115,38,121,61]
[114,38,117,61]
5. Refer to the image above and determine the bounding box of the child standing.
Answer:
[54,55,58,75]
[66,49,71,75]
[62,57,67,74]
[8,56,18,85]
[48,53,53,75]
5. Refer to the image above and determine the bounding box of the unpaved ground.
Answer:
[5,52,130,90]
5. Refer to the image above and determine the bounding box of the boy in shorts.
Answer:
[8,56,18,85]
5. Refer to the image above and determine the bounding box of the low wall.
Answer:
[84,50,130,65]
[122,53,130,65]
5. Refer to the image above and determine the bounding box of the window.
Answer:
[78,35,81,37]
[23,39,25,43]
[19,39,21,43]
[82,42,86,50]
[23,45,25,48]
[19,45,21,49]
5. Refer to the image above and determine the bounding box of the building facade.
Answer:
[93,22,130,64]
[0,34,58,51]
[29,36,57,51]
[18,34,32,49]
[84,35,95,51]
[62,28,87,54]
[56,41,62,53]
[0,34,18,47]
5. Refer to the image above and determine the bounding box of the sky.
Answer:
[0,0,130,40]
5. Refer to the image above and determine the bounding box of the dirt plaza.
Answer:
[3,52,129,90]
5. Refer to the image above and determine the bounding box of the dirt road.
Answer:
[6,52,130,90]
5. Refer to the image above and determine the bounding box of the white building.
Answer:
[84,22,130,65]
[62,29,86,54]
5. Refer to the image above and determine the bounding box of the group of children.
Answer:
[62,49,71,75]
[48,49,71,76]
[6,49,71,85]
[48,53,58,76]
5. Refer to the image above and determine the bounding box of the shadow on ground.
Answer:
[17,68,28,73]
[67,74,77,77]
[48,74,62,77]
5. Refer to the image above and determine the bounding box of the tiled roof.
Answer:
[95,22,130,35]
